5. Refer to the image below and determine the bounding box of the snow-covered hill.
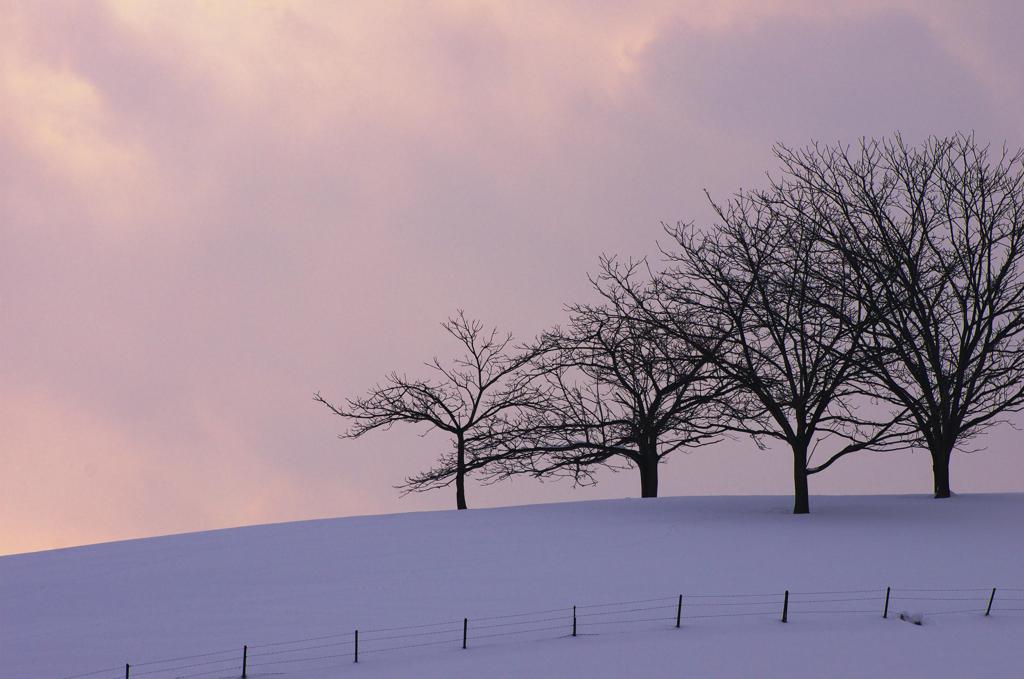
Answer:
[3,494,1023,678]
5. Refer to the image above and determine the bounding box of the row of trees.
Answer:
[317,134,1024,514]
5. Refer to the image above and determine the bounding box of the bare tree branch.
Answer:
[649,173,914,514]
[503,260,734,498]
[777,133,1024,497]
[316,310,544,509]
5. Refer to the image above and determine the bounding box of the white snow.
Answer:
[3,493,1023,678]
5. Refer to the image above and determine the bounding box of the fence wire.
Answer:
[62,584,1023,679]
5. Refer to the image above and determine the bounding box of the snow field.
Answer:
[3,493,1023,678]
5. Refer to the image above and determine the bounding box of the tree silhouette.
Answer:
[775,134,1024,498]
[509,260,732,498]
[316,312,541,510]
[652,185,910,514]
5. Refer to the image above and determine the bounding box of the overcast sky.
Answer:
[3,0,1024,555]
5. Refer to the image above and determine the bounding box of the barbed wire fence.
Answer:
[61,585,1024,679]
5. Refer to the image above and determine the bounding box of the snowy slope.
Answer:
[3,494,1024,679]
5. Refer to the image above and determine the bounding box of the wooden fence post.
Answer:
[125,664,130,679]
[463,618,468,649]
[676,595,682,628]
[572,606,577,637]
[883,587,890,619]
[986,588,996,616]
[242,645,247,678]
[354,630,359,663]
[781,590,789,623]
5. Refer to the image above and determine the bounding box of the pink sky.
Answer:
[3,1,1023,555]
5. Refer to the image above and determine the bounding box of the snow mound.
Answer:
[3,493,1023,678]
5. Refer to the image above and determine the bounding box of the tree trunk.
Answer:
[638,452,659,498]
[792,442,810,515]
[455,435,468,510]
[931,443,952,499]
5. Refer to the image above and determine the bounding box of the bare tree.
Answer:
[508,260,732,498]
[774,134,1024,498]
[315,311,541,510]
[654,188,910,514]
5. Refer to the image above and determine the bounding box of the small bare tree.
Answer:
[508,260,732,498]
[774,134,1024,498]
[654,188,910,514]
[315,311,541,510]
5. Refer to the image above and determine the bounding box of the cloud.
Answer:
[2,0,1023,555]
[0,15,160,229]
[640,8,1008,149]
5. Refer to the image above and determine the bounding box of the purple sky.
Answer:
[3,1,1024,555]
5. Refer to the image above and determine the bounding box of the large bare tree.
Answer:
[509,260,732,498]
[653,188,910,514]
[315,312,541,510]
[773,134,1024,498]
